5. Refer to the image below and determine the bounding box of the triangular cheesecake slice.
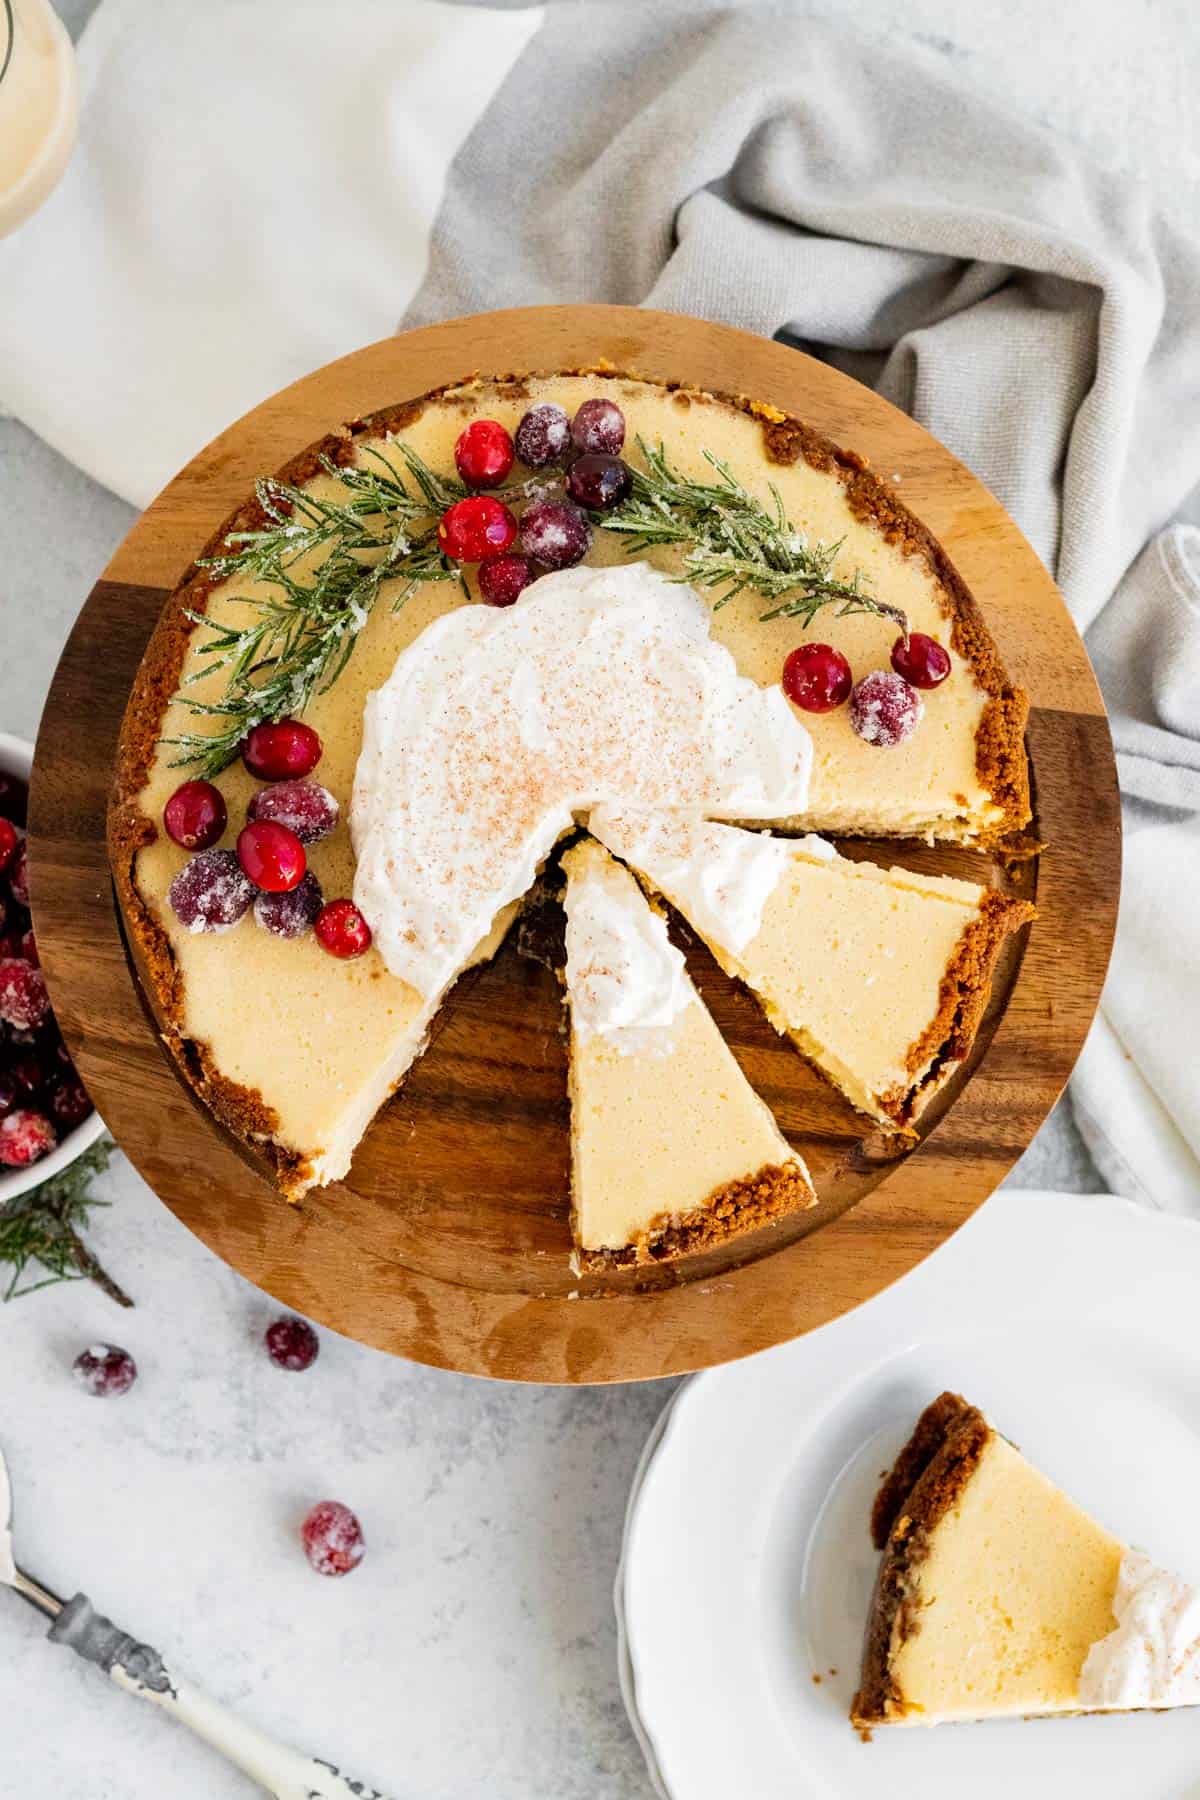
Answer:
[589,813,1033,1130]
[853,1392,1200,1726]
[561,838,814,1270]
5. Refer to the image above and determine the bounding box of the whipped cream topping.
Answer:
[591,811,834,954]
[351,563,813,998]
[1079,1551,1200,1709]
[563,848,691,1056]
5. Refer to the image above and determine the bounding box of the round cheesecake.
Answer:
[108,368,1032,1250]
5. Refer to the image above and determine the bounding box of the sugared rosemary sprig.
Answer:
[595,438,907,635]
[0,1135,131,1306]
[166,445,469,777]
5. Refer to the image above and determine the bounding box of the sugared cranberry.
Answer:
[254,871,323,939]
[314,898,372,959]
[849,670,924,748]
[237,821,306,894]
[0,774,28,827]
[0,959,49,1031]
[301,1500,364,1577]
[168,848,255,933]
[0,818,18,874]
[571,397,625,455]
[437,496,518,563]
[242,719,322,782]
[48,1075,93,1132]
[265,1316,320,1371]
[19,930,37,966]
[8,1054,45,1097]
[0,1107,55,1167]
[163,779,227,851]
[72,1344,137,1397]
[248,781,338,845]
[514,403,570,468]
[8,840,28,906]
[782,643,853,714]
[891,631,952,690]
[454,419,515,489]
[566,453,632,511]
[519,499,592,570]
[478,554,534,608]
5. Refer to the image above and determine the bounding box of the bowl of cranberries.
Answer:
[0,732,103,1201]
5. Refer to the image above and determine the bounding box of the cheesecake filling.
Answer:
[351,563,813,1002]
[1079,1552,1200,1710]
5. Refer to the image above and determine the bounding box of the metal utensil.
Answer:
[1,1444,393,1799]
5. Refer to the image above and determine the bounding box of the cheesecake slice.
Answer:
[853,1393,1200,1727]
[589,813,1033,1130]
[561,839,814,1269]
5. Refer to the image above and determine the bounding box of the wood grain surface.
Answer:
[26,307,1120,1383]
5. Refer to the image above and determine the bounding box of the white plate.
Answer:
[620,1190,1200,1800]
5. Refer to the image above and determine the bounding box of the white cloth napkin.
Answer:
[0,0,541,506]
[3,1,1198,1213]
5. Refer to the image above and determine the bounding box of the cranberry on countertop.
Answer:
[891,631,952,690]
[478,554,535,608]
[514,403,570,469]
[73,1344,137,1397]
[453,419,515,489]
[265,1316,320,1371]
[848,669,924,748]
[248,781,339,845]
[570,397,626,456]
[164,779,227,851]
[437,496,518,564]
[241,719,322,783]
[237,821,307,894]
[781,643,853,714]
[518,499,592,570]
[301,1500,364,1577]
[168,848,255,933]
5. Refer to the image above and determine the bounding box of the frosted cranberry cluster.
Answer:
[0,772,95,1169]
[781,629,952,749]
[165,724,370,958]
[435,396,633,607]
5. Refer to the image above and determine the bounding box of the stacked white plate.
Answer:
[616,1190,1200,1800]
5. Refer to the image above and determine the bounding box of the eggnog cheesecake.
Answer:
[589,813,1033,1129]
[853,1393,1200,1727]
[561,839,814,1267]
[109,369,1031,1207]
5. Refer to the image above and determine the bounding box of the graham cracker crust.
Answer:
[851,1392,992,1726]
[573,1158,815,1272]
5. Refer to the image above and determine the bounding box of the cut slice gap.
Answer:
[560,838,814,1271]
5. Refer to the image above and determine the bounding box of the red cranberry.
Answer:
[301,1500,364,1577]
[891,631,952,690]
[241,719,322,782]
[73,1344,137,1397]
[314,898,372,959]
[849,670,924,748]
[248,781,338,844]
[0,1074,15,1115]
[8,1054,45,1097]
[0,774,28,827]
[478,554,535,608]
[566,454,632,511]
[265,1316,320,1371]
[8,840,28,906]
[0,959,49,1031]
[781,643,853,713]
[514,403,570,468]
[570,397,625,455]
[0,1107,55,1167]
[519,499,592,570]
[437,496,518,563]
[48,1076,93,1132]
[163,779,227,850]
[254,871,323,939]
[454,419,515,489]
[168,848,255,933]
[0,818,18,874]
[237,822,306,894]
[19,930,37,966]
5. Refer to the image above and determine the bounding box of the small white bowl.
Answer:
[0,730,106,1203]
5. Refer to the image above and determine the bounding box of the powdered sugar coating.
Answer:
[248,780,339,844]
[518,499,592,570]
[848,669,924,748]
[254,871,324,939]
[168,848,255,933]
[0,958,49,1030]
[514,403,570,468]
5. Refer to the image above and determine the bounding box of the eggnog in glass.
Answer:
[0,0,77,236]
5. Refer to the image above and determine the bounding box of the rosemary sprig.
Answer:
[167,445,469,778]
[595,438,907,635]
[0,1135,132,1306]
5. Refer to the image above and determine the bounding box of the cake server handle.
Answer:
[41,1589,393,1800]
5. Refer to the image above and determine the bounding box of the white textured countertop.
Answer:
[2,0,1191,1793]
